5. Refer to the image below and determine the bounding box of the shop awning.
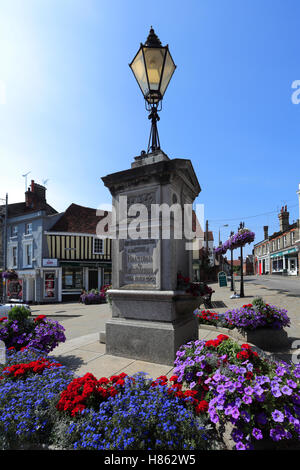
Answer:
[270,247,298,258]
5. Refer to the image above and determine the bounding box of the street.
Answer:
[245,275,300,296]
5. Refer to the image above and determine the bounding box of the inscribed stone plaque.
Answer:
[121,239,158,287]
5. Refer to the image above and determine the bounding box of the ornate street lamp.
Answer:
[129,27,176,153]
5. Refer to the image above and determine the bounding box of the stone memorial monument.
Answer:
[101,149,201,365]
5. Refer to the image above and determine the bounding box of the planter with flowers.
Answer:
[1,270,18,280]
[176,273,214,312]
[0,306,66,353]
[223,297,290,351]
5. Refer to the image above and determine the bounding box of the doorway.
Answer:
[288,258,297,276]
[88,270,98,290]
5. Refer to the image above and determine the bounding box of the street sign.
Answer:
[218,271,227,287]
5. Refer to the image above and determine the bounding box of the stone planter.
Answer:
[199,323,290,352]
[173,292,203,316]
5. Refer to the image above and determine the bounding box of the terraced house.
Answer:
[254,186,300,276]
[45,203,112,301]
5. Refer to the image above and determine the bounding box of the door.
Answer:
[88,270,98,290]
[26,278,35,302]
[288,258,297,276]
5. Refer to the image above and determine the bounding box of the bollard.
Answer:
[0,340,6,364]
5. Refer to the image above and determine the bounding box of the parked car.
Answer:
[0,302,31,315]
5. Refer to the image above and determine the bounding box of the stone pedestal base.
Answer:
[105,316,198,366]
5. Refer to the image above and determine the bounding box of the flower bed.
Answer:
[0,348,216,451]
[80,285,111,305]
[0,331,299,450]
[0,306,66,353]
[174,335,300,450]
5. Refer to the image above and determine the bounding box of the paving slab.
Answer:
[119,360,173,379]
[75,354,136,378]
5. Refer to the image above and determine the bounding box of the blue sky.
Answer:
[0,0,300,256]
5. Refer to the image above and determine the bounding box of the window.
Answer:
[272,241,276,251]
[277,239,280,250]
[23,243,33,267]
[12,246,17,267]
[62,267,83,290]
[94,238,104,254]
[283,235,287,247]
[291,231,295,245]
[26,244,32,266]
[44,272,55,298]
[267,244,269,253]
[25,223,32,235]
[11,225,18,237]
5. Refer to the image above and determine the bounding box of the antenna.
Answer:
[42,179,49,187]
[22,171,31,192]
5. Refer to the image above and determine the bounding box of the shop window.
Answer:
[62,267,83,289]
[103,270,112,286]
[44,272,55,298]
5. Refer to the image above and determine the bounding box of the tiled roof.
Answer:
[0,202,57,218]
[48,203,111,235]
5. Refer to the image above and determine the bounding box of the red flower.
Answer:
[195,400,209,414]
[0,316,7,322]
[34,315,47,323]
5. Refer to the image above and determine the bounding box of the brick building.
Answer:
[254,189,300,276]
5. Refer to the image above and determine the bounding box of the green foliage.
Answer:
[7,306,31,322]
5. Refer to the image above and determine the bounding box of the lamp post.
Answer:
[218,224,228,245]
[239,222,245,298]
[0,194,8,303]
[129,27,176,153]
[229,230,234,291]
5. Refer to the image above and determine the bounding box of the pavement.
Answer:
[32,276,300,379]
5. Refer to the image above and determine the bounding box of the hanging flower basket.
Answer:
[229,228,255,249]
[1,270,18,280]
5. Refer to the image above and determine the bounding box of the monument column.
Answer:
[101,149,201,365]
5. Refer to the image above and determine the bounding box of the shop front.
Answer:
[60,262,112,302]
[271,247,299,276]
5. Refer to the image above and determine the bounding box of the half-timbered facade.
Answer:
[45,203,112,301]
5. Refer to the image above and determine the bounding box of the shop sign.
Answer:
[43,259,58,267]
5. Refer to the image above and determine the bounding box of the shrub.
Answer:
[7,306,31,322]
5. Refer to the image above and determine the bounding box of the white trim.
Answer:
[45,231,109,238]
[93,237,104,255]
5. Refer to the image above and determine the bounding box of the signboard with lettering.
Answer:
[218,271,227,287]
[43,259,58,267]
[121,239,158,287]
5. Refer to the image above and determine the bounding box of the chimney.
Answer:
[278,205,289,232]
[25,180,47,209]
[263,226,268,239]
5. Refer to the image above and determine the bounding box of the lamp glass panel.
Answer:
[130,48,149,96]
[143,47,165,91]
[160,49,176,96]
